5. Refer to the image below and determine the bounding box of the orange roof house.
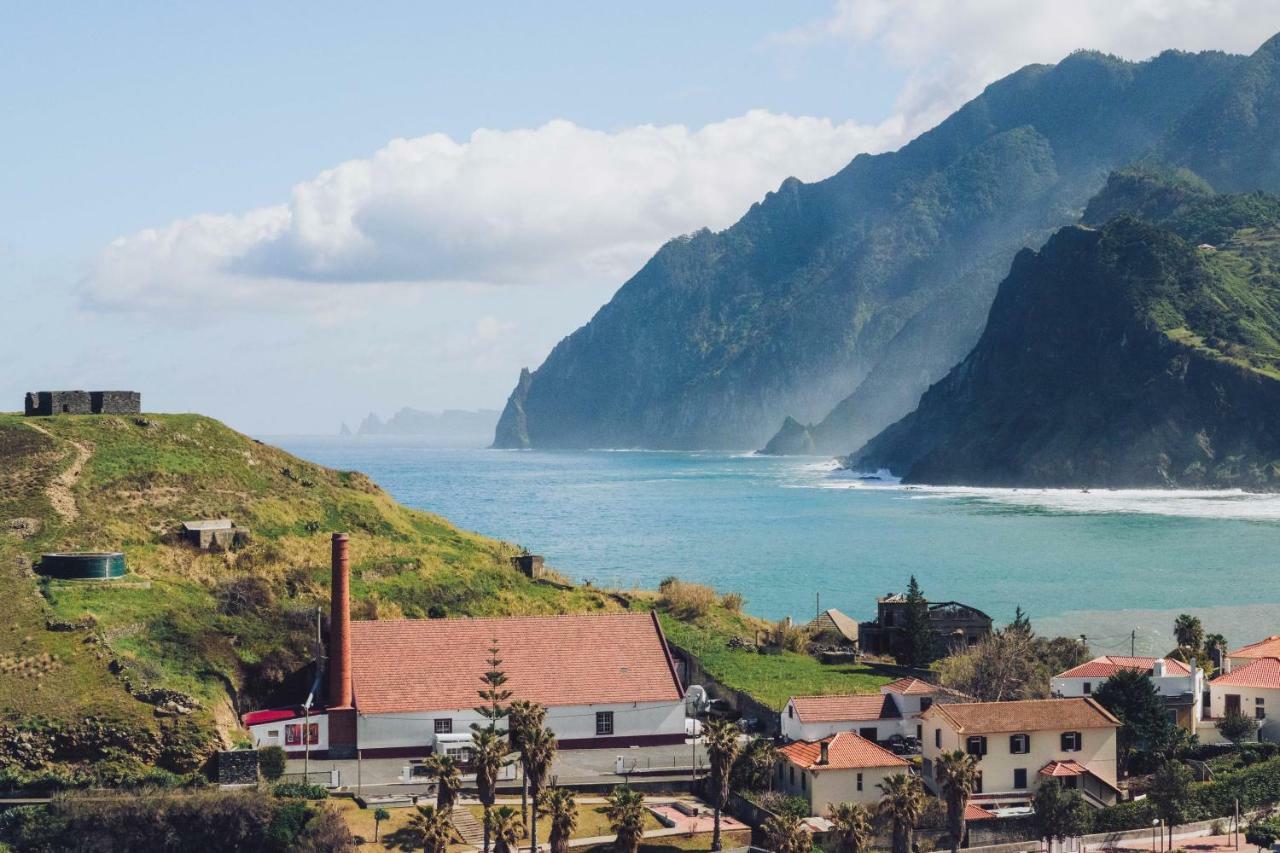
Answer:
[776,732,911,813]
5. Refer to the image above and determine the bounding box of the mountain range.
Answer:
[494,39,1280,451]
[353,407,499,445]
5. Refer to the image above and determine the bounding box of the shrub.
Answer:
[658,579,717,619]
[721,592,745,612]
[259,746,287,781]
[272,781,329,800]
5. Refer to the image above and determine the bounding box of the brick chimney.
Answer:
[819,740,830,765]
[329,533,352,708]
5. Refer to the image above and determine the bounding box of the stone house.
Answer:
[858,594,992,658]
[24,391,140,416]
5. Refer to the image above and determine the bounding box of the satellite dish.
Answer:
[686,685,709,715]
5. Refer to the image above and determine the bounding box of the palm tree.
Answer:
[606,785,647,853]
[539,787,578,853]
[1174,614,1204,652]
[763,812,811,853]
[472,727,510,853]
[704,719,742,851]
[522,725,557,852]
[488,805,523,853]
[509,699,547,829]
[373,807,391,843]
[877,772,927,853]
[827,802,872,853]
[935,750,981,853]
[425,753,463,814]
[408,803,454,853]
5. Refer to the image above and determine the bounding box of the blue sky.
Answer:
[4,2,1278,433]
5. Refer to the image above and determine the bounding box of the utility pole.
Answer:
[815,592,820,620]
[1131,630,1137,657]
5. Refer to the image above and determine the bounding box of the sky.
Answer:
[5,2,1280,434]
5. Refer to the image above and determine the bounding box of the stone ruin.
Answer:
[24,391,141,416]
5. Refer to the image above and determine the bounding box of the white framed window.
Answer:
[1061,731,1083,752]
[1010,733,1030,754]
[596,711,614,736]
[434,718,453,734]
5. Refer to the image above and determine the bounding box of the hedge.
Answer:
[1095,756,1280,832]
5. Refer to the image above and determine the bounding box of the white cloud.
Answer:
[83,111,905,312]
[784,0,1280,131]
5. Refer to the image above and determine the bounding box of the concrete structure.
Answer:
[510,553,546,579]
[180,519,250,550]
[781,677,965,743]
[246,533,688,759]
[921,698,1121,810]
[1208,657,1280,742]
[1052,656,1204,733]
[859,594,992,658]
[775,731,910,814]
[24,390,140,416]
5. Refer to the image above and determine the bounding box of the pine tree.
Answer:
[473,639,512,853]
[898,576,935,668]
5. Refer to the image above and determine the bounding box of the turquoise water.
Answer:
[273,439,1280,655]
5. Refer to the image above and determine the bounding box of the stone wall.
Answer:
[216,749,259,786]
[24,390,140,416]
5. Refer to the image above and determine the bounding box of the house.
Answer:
[245,708,329,753]
[1227,636,1280,671]
[1051,656,1204,732]
[859,594,992,658]
[775,731,911,814]
[808,608,860,648]
[1207,657,1280,742]
[920,698,1121,809]
[246,533,687,758]
[781,677,964,743]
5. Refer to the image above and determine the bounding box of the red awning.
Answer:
[243,708,306,726]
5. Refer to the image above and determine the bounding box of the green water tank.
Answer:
[37,552,127,580]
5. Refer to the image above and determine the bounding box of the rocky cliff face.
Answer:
[845,203,1280,489]
[494,48,1242,449]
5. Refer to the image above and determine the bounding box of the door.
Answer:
[1226,694,1242,716]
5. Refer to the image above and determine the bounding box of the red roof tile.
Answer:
[1039,760,1088,778]
[244,708,304,726]
[1056,656,1190,680]
[922,698,1120,734]
[779,732,910,771]
[789,694,900,723]
[1212,657,1280,689]
[1229,636,1280,660]
[965,803,997,822]
[883,677,940,695]
[349,612,683,715]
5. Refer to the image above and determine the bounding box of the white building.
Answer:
[1051,656,1204,733]
[781,677,964,743]
[1227,636,1280,671]
[775,731,910,815]
[1208,657,1280,742]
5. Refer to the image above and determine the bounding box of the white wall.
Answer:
[1052,667,1204,724]
[780,713,902,743]
[250,713,330,752]
[358,700,686,751]
[1209,684,1280,722]
[774,760,897,814]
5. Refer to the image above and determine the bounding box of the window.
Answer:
[920,698,933,713]
[434,718,453,734]
[1010,733,1030,754]
[1061,731,1082,752]
[790,766,796,785]
[596,711,614,736]
[802,772,807,791]
[1083,682,1092,695]
[1013,768,1028,790]
[935,728,941,748]
[1257,698,1267,721]
[857,772,864,792]
[266,729,279,739]
[859,727,878,740]
[285,723,319,746]
[974,772,983,794]
[788,705,794,718]
[966,735,987,757]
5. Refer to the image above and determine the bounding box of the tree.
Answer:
[373,807,391,843]
[935,750,981,853]
[1246,820,1280,851]
[1174,615,1205,654]
[258,745,287,782]
[1220,710,1259,747]
[732,736,778,792]
[408,804,454,853]
[1093,669,1182,775]
[425,754,462,814]
[509,699,547,830]
[827,802,872,853]
[539,787,578,853]
[877,772,927,853]
[1032,780,1092,843]
[606,786,646,853]
[898,576,935,667]
[473,639,513,853]
[938,618,1089,702]
[704,719,742,851]
[522,725,557,853]
[487,805,523,853]
[1149,761,1195,848]
[763,812,811,853]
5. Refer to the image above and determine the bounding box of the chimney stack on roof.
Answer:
[329,533,353,709]
[1153,659,1166,678]
[819,740,830,765]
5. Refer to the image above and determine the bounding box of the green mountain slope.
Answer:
[495,47,1242,451]
[0,413,624,778]
[844,182,1280,489]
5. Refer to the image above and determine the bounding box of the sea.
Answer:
[271,438,1280,656]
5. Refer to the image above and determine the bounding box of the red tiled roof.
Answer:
[921,698,1120,734]
[965,803,997,822]
[1212,657,1280,689]
[789,694,900,723]
[1039,760,1088,778]
[883,677,939,695]
[349,612,683,715]
[779,732,910,771]
[1056,656,1190,680]
[244,708,304,726]
[1229,636,1280,660]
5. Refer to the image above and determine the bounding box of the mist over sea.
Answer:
[274,437,1280,655]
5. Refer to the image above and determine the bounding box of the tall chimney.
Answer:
[329,532,352,709]
[819,740,830,765]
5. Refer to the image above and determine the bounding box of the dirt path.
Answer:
[23,422,91,523]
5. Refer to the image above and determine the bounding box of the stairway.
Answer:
[451,807,486,847]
